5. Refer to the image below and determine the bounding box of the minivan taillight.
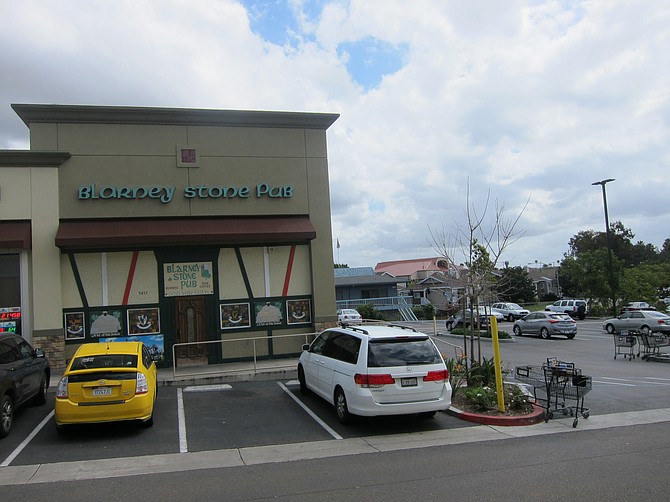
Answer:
[354,373,395,387]
[423,370,449,382]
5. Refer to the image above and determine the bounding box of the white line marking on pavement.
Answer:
[177,388,188,453]
[183,384,233,392]
[277,381,343,440]
[1,410,54,467]
[593,380,636,386]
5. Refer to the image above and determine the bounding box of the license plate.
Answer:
[401,377,417,387]
[92,387,112,397]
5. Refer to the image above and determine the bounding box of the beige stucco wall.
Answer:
[7,105,339,362]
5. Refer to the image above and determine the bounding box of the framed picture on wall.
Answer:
[254,301,283,326]
[64,312,85,340]
[89,310,124,338]
[220,303,251,330]
[127,308,161,335]
[286,299,312,325]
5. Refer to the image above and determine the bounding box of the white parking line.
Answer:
[1,410,54,467]
[177,388,188,453]
[598,376,670,386]
[183,384,232,393]
[277,381,343,440]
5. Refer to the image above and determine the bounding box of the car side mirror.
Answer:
[35,348,45,358]
[302,343,310,351]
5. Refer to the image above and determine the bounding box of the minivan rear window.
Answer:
[367,338,441,367]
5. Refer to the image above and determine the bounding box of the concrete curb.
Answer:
[446,403,545,426]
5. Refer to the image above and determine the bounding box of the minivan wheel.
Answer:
[540,327,550,340]
[0,394,14,438]
[298,365,309,395]
[334,388,351,424]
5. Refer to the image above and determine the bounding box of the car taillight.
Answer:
[424,369,449,382]
[136,372,149,394]
[548,319,559,323]
[56,377,69,399]
[354,373,395,387]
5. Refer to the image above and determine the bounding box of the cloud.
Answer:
[1,0,669,269]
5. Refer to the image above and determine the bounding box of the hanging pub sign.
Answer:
[163,262,213,297]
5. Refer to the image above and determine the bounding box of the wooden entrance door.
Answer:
[175,296,208,365]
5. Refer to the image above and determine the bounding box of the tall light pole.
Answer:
[592,178,616,316]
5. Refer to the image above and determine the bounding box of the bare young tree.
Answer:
[428,179,529,362]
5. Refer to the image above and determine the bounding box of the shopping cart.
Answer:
[515,358,591,428]
[637,332,670,361]
[612,331,637,360]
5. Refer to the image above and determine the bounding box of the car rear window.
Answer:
[70,354,138,371]
[367,337,441,367]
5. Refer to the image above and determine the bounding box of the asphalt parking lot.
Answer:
[2,318,670,471]
[0,379,473,468]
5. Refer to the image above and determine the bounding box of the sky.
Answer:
[1,0,668,270]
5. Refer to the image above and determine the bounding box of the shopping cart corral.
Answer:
[515,358,591,428]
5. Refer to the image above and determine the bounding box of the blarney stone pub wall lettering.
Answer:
[78,183,294,203]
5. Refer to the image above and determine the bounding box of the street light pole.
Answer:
[592,178,616,316]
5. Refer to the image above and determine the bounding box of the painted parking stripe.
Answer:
[183,384,233,393]
[1,410,54,467]
[278,381,343,440]
[177,388,188,453]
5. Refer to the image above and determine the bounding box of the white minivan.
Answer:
[298,324,452,424]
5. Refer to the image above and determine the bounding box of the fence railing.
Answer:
[336,295,414,310]
[171,331,318,379]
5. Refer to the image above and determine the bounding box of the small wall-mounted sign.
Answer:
[176,145,199,168]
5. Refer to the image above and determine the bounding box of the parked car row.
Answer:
[2,337,157,439]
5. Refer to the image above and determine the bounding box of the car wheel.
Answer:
[605,324,615,334]
[540,327,550,340]
[298,365,309,395]
[507,315,514,322]
[566,333,576,340]
[142,413,154,428]
[641,325,651,335]
[513,325,522,336]
[32,373,48,406]
[419,410,437,419]
[334,387,352,424]
[0,394,14,438]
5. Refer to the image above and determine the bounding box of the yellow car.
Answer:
[55,341,157,432]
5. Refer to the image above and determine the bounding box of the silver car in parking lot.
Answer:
[603,310,670,335]
[513,312,577,339]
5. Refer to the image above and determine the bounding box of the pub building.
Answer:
[0,104,339,368]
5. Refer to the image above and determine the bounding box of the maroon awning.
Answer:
[55,216,316,250]
[0,221,31,249]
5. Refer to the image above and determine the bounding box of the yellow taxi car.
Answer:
[55,341,157,432]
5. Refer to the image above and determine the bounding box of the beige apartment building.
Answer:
[0,104,339,368]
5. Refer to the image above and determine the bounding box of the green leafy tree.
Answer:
[495,266,536,303]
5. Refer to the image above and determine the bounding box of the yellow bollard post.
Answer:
[490,316,506,413]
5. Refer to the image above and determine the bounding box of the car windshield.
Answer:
[70,354,138,370]
[367,337,441,367]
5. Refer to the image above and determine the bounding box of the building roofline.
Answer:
[11,104,340,130]
[0,150,71,167]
